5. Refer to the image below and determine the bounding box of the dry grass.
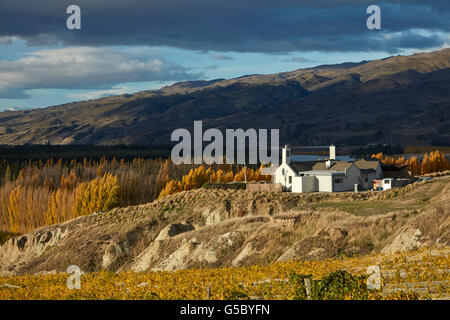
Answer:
[1,176,449,277]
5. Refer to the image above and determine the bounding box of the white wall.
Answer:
[383,178,393,190]
[316,175,333,192]
[274,163,296,190]
[292,176,316,193]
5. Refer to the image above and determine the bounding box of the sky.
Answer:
[0,0,449,111]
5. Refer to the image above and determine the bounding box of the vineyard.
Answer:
[0,247,448,300]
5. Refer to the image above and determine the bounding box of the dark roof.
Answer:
[381,164,408,171]
[354,159,380,171]
[288,159,375,175]
[312,161,354,172]
[289,162,316,174]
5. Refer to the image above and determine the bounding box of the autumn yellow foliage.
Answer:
[372,150,450,176]
[0,247,447,300]
[73,173,121,216]
[1,157,272,233]
[158,165,271,199]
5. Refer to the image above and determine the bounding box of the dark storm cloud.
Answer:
[0,0,448,52]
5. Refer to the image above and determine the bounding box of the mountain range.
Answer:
[0,48,449,146]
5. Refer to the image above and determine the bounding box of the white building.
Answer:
[381,178,394,191]
[274,145,382,193]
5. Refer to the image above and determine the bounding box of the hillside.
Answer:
[0,48,449,146]
[1,176,449,276]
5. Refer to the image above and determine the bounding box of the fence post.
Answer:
[206,284,211,300]
[304,278,311,300]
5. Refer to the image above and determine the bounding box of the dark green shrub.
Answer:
[290,270,371,300]
[311,270,370,300]
[289,273,313,300]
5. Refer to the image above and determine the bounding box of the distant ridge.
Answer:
[0,48,449,146]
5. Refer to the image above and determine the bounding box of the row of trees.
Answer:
[0,157,252,233]
[6,173,121,234]
[372,150,450,176]
[0,158,174,233]
[0,145,171,164]
[158,165,271,198]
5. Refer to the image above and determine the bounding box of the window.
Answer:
[288,176,292,184]
[334,178,343,183]
[384,179,391,184]
[365,177,368,182]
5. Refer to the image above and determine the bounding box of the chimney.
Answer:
[329,145,336,161]
[282,145,291,164]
